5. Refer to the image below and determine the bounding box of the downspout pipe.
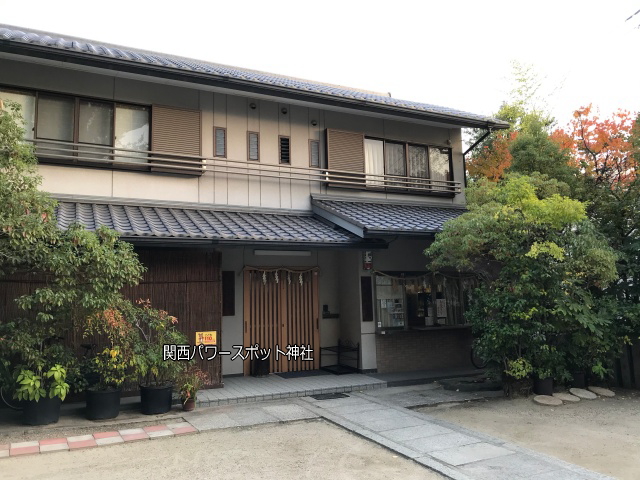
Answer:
[462,127,492,188]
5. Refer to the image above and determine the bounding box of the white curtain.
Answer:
[429,146,451,191]
[115,105,149,163]
[365,138,384,186]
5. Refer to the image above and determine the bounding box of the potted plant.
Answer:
[128,299,187,415]
[178,366,210,411]
[14,364,70,425]
[84,347,126,420]
[82,306,135,420]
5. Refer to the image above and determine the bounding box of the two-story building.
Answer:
[0,24,508,387]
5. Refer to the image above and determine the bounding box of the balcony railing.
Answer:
[29,139,462,195]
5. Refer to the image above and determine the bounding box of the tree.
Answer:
[424,175,618,392]
[467,62,566,182]
[0,100,145,395]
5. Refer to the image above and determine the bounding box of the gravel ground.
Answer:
[420,389,640,480]
[2,419,443,480]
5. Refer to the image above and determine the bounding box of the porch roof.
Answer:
[55,201,365,247]
[311,197,465,237]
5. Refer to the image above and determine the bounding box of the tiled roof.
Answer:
[55,202,359,245]
[0,24,508,129]
[311,198,464,236]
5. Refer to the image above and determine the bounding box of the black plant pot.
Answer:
[21,396,62,426]
[85,387,121,420]
[533,376,554,396]
[571,372,587,389]
[140,384,173,415]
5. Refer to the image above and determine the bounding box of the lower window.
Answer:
[373,272,477,331]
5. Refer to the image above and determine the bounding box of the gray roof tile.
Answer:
[55,202,358,244]
[312,198,464,235]
[0,24,508,128]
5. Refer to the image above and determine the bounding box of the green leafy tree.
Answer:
[0,100,145,399]
[425,175,618,392]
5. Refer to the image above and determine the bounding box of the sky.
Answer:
[2,0,639,130]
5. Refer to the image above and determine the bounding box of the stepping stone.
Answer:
[552,392,580,403]
[533,395,562,406]
[569,388,597,399]
[588,386,615,397]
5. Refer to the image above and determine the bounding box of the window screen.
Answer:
[78,100,113,146]
[309,140,320,167]
[0,90,36,139]
[384,142,406,177]
[115,104,149,163]
[279,136,290,164]
[215,127,226,157]
[248,132,259,161]
[37,95,75,142]
[429,146,452,189]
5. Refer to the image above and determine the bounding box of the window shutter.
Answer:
[151,105,202,174]
[279,136,290,164]
[326,129,365,172]
[248,132,259,161]
[326,129,365,187]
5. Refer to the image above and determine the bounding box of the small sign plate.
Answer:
[195,331,217,345]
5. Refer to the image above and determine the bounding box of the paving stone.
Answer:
[362,415,427,432]
[588,386,615,397]
[95,436,124,446]
[406,432,481,453]
[119,428,145,436]
[172,426,198,435]
[188,413,241,431]
[459,452,560,480]
[93,432,120,440]
[68,439,97,450]
[569,388,597,400]
[0,444,8,450]
[429,442,515,466]
[10,441,39,448]
[262,404,318,421]
[0,450,9,459]
[166,421,192,429]
[552,392,581,403]
[147,430,174,439]
[528,469,602,479]
[67,434,94,443]
[40,442,69,453]
[225,408,279,426]
[39,437,68,445]
[121,433,149,442]
[143,425,168,433]
[533,395,563,406]
[382,423,453,442]
[10,446,39,456]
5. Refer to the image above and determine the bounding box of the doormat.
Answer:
[310,393,350,400]
[275,370,331,379]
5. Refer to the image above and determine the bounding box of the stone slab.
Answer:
[459,452,560,480]
[533,395,563,406]
[39,437,68,445]
[40,443,70,453]
[188,413,241,431]
[382,423,453,442]
[552,392,580,403]
[10,441,39,448]
[67,434,94,443]
[147,430,174,439]
[262,404,318,422]
[588,386,615,397]
[430,442,515,466]
[0,449,9,459]
[407,432,481,453]
[569,388,597,400]
[119,428,145,436]
[95,436,124,446]
[362,415,427,432]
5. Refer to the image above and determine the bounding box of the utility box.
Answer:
[252,355,270,377]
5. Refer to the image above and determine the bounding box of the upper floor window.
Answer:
[364,137,451,189]
[248,131,259,161]
[279,136,290,164]
[1,88,150,164]
[309,140,320,168]
[214,127,226,157]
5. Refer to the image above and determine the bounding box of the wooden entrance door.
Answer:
[243,268,320,374]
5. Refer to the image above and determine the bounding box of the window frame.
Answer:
[1,84,151,169]
[247,131,259,161]
[279,135,291,164]
[214,126,227,158]
[309,139,320,168]
[363,136,454,191]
